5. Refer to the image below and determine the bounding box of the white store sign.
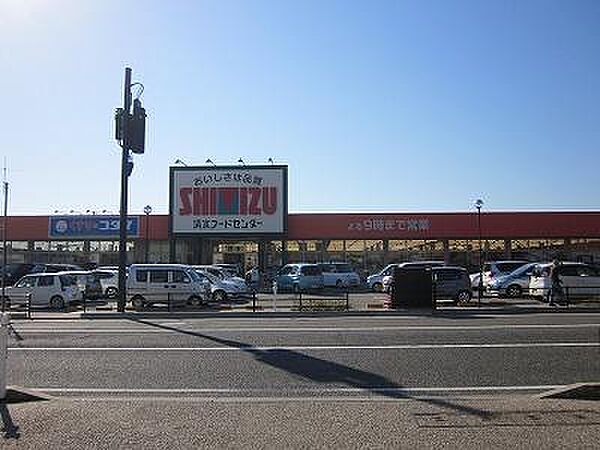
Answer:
[170,165,288,236]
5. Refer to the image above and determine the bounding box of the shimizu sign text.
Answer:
[170,165,288,236]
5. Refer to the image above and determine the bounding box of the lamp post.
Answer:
[144,205,152,263]
[474,199,484,306]
[1,172,8,313]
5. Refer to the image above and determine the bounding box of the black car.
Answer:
[0,263,36,286]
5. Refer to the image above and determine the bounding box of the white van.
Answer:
[529,262,600,300]
[3,273,82,309]
[127,264,211,309]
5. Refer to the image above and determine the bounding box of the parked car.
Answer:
[213,264,242,277]
[91,270,119,298]
[3,272,81,309]
[529,262,600,300]
[367,264,399,292]
[382,261,445,293]
[318,262,361,288]
[62,271,105,301]
[30,263,84,274]
[192,267,253,302]
[127,264,211,309]
[470,260,529,292]
[0,263,36,286]
[431,266,472,305]
[276,263,324,292]
[487,262,537,297]
[193,265,248,289]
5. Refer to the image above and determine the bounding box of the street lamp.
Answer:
[474,198,484,306]
[144,205,152,263]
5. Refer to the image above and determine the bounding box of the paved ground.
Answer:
[2,311,599,448]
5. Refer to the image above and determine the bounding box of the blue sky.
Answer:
[1,0,599,215]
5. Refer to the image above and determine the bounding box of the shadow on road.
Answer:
[130,318,492,419]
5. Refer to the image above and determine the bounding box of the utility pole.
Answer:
[114,68,146,312]
[474,198,484,307]
[1,163,8,313]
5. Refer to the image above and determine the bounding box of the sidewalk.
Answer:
[1,391,599,448]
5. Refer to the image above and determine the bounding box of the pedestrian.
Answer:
[246,266,260,290]
[549,259,563,306]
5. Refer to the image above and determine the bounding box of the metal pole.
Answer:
[145,212,149,263]
[477,206,482,307]
[117,68,132,313]
[1,179,7,313]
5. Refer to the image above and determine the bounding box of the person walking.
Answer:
[246,266,260,291]
[549,259,563,306]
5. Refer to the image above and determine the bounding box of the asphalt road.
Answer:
[3,312,600,448]
[7,312,600,396]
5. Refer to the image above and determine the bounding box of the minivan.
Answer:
[317,262,361,288]
[529,262,600,301]
[275,264,324,292]
[4,273,81,309]
[431,266,472,305]
[127,264,211,309]
[382,261,445,293]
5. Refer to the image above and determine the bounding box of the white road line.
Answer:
[31,385,565,394]
[8,342,600,351]
[11,323,600,333]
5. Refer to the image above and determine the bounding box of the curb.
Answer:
[76,305,600,320]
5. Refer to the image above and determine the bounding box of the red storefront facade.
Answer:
[2,211,600,272]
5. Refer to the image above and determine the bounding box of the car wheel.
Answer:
[131,295,145,310]
[105,287,118,299]
[372,282,383,292]
[188,295,204,307]
[50,295,65,310]
[456,290,472,305]
[506,284,522,298]
[212,290,227,303]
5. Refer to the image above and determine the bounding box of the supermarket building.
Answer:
[2,165,600,274]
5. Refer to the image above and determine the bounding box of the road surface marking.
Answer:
[8,342,600,351]
[34,385,564,393]
[11,323,600,333]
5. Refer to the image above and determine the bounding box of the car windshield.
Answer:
[187,270,202,283]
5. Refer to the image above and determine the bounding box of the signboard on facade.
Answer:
[49,216,139,239]
[170,165,288,236]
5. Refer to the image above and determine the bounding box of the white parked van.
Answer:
[529,262,600,300]
[3,273,82,309]
[127,264,211,309]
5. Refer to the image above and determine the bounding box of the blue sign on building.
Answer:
[49,216,140,239]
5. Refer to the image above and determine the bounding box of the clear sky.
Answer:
[1,0,599,215]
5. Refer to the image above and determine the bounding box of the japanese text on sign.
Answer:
[347,218,431,232]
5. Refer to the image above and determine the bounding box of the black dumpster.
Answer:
[391,267,433,309]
